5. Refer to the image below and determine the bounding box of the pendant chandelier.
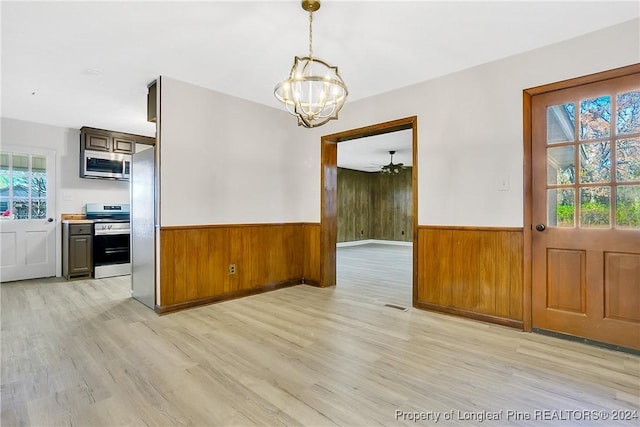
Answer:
[380,151,406,175]
[274,0,348,128]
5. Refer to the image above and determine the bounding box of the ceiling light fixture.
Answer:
[380,151,406,175]
[274,0,348,128]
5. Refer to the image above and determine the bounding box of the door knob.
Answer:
[535,223,546,232]
[47,218,54,223]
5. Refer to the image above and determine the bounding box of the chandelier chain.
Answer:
[308,10,313,59]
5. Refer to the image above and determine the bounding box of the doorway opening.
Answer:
[320,116,418,306]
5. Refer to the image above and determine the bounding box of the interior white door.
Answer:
[0,146,56,282]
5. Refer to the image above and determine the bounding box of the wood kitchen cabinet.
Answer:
[62,222,93,280]
[85,132,111,151]
[81,127,136,154]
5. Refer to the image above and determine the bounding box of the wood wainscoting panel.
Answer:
[303,223,321,286]
[159,223,309,312]
[419,228,453,306]
[417,226,524,327]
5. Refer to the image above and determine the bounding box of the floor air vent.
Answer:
[384,304,409,312]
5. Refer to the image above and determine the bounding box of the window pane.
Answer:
[547,146,575,184]
[617,90,640,136]
[547,103,575,143]
[548,188,575,227]
[580,96,611,140]
[579,142,610,183]
[616,185,640,229]
[31,172,47,198]
[580,187,610,228]
[12,199,29,220]
[31,200,46,219]
[616,138,640,182]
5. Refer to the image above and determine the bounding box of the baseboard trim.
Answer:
[301,278,321,287]
[532,328,640,355]
[155,279,302,315]
[415,301,524,329]
[337,239,412,247]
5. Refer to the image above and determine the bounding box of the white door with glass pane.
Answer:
[0,146,56,282]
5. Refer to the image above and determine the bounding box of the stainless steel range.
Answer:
[86,203,131,279]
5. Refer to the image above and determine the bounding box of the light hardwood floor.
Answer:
[1,244,639,426]
[337,243,412,308]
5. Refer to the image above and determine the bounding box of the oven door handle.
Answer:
[94,230,131,236]
[104,248,129,254]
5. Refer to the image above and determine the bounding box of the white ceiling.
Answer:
[338,129,412,172]
[2,1,638,169]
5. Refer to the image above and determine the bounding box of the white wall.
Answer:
[159,20,638,228]
[292,19,640,227]
[159,77,312,226]
[1,117,130,275]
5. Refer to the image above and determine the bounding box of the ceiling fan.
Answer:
[379,150,406,175]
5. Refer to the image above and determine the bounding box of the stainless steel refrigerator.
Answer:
[131,146,155,309]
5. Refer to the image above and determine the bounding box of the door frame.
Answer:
[522,63,640,332]
[320,116,418,304]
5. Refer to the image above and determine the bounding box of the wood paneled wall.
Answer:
[303,223,321,286]
[371,168,412,241]
[416,226,524,328]
[337,167,412,243]
[158,223,321,313]
[337,168,370,242]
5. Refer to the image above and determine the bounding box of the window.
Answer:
[546,89,640,229]
[0,151,48,220]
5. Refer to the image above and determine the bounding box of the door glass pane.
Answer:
[616,185,640,229]
[0,198,9,218]
[12,199,29,220]
[547,146,575,184]
[32,155,46,173]
[12,170,30,198]
[616,138,640,182]
[0,152,9,169]
[31,172,47,197]
[580,186,610,228]
[616,90,640,136]
[548,188,575,227]
[0,152,50,221]
[0,170,8,197]
[0,153,9,199]
[12,154,29,171]
[580,96,611,140]
[547,103,575,143]
[31,200,46,219]
[579,142,610,183]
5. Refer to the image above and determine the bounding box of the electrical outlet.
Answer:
[229,264,236,275]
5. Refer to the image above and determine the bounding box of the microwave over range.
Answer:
[81,150,130,180]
